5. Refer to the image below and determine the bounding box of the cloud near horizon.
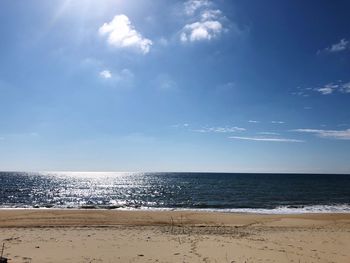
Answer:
[192,126,246,133]
[99,14,152,54]
[293,129,350,140]
[229,136,303,143]
[271,121,285,124]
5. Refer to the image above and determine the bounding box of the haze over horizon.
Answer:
[0,0,350,173]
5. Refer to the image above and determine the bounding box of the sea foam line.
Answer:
[1,204,350,214]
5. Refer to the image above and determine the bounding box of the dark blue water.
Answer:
[1,172,350,213]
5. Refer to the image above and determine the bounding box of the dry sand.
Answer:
[0,209,349,262]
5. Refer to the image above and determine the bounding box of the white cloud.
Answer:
[200,9,222,21]
[193,126,246,133]
[181,20,223,42]
[99,14,152,54]
[317,87,334,95]
[184,0,211,16]
[340,82,350,93]
[181,0,226,43]
[248,120,259,123]
[99,70,112,79]
[271,121,285,124]
[315,82,350,95]
[293,128,350,140]
[316,83,338,95]
[295,82,350,96]
[327,38,349,52]
[229,136,303,143]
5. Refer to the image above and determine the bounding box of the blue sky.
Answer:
[0,0,350,173]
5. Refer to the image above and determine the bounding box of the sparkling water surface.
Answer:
[1,172,350,213]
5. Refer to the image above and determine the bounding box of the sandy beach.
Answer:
[0,210,349,262]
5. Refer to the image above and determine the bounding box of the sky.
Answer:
[0,0,350,173]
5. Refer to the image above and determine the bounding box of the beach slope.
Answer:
[0,209,349,262]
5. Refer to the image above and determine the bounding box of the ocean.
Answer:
[1,171,350,213]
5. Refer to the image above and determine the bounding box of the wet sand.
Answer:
[0,209,349,262]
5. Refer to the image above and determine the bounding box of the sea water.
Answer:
[0,172,349,213]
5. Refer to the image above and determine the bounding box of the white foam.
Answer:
[1,204,350,214]
[126,204,350,214]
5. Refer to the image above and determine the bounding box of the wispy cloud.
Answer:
[99,68,134,87]
[216,82,235,92]
[184,0,211,16]
[293,81,350,96]
[257,132,280,135]
[316,82,350,95]
[293,128,350,140]
[340,82,350,93]
[99,14,152,54]
[316,83,339,95]
[172,123,190,128]
[116,69,134,85]
[229,136,303,143]
[158,37,169,46]
[248,120,259,123]
[291,86,312,97]
[271,121,285,124]
[319,38,350,53]
[193,126,246,133]
[155,74,178,91]
[180,0,226,43]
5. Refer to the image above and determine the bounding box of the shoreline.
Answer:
[1,205,350,214]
